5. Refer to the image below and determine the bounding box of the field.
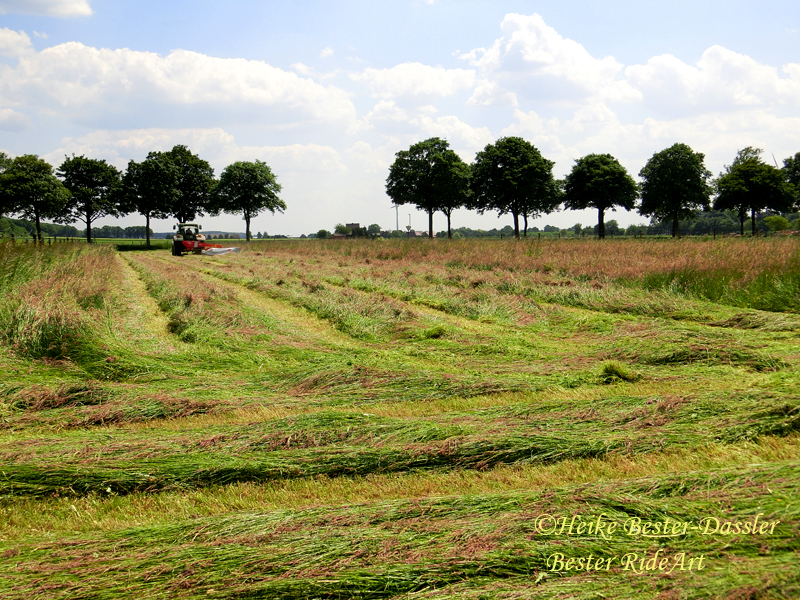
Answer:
[1,237,798,599]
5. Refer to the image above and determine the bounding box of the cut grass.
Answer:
[1,238,799,599]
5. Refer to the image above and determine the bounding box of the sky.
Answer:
[1,0,799,235]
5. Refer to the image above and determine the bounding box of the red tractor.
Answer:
[171,223,222,256]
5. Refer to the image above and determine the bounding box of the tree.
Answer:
[316,229,331,239]
[386,137,470,239]
[367,224,382,236]
[57,155,123,243]
[334,223,351,235]
[764,215,791,232]
[714,148,795,235]
[0,155,71,240]
[783,152,800,206]
[215,160,285,242]
[117,153,178,247]
[638,143,712,238]
[471,137,559,239]
[162,145,216,223]
[563,154,638,239]
[0,151,11,218]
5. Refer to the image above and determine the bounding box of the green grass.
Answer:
[1,238,798,599]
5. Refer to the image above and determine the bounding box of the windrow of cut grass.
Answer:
[2,387,798,498]
[1,458,796,599]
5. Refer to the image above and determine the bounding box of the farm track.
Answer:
[2,239,800,599]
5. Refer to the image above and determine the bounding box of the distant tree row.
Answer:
[386,138,799,239]
[0,147,285,246]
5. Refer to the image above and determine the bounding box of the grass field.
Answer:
[1,237,798,599]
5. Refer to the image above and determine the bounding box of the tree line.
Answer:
[386,138,800,239]
[0,146,285,246]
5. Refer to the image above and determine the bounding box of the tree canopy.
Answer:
[563,154,638,239]
[117,154,179,247]
[386,137,470,238]
[714,147,795,235]
[162,145,216,223]
[0,152,11,217]
[215,160,285,242]
[471,137,559,239]
[783,152,800,202]
[638,143,712,238]
[0,154,71,240]
[57,154,123,243]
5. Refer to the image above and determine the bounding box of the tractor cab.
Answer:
[174,223,204,242]
[172,223,212,255]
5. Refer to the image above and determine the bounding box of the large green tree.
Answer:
[563,154,638,239]
[0,152,11,218]
[638,143,712,238]
[0,155,71,240]
[117,153,178,247]
[162,145,216,223]
[386,137,470,238]
[57,154,124,243]
[471,137,559,239]
[215,160,285,242]
[714,147,795,235]
[783,152,800,205]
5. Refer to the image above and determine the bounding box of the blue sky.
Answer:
[1,0,798,235]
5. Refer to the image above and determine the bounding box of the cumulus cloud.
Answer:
[319,47,333,58]
[460,13,640,104]
[0,107,30,131]
[0,42,357,129]
[0,0,92,17]
[626,46,800,117]
[351,63,476,99]
[44,127,348,175]
[0,28,33,57]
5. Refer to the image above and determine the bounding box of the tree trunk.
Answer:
[739,210,745,236]
[86,214,93,244]
[145,213,151,248]
[513,211,520,239]
[446,212,452,239]
[34,209,42,242]
[428,209,434,238]
[751,208,757,236]
[672,213,680,238]
[245,214,251,242]
[523,213,528,238]
[597,208,605,239]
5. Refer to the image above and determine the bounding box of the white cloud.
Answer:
[0,28,33,57]
[626,46,800,117]
[44,127,347,175]
[0,43,357,128]
[33,31,49,39]
[0,107,30,131]
[460,13,640,104]
[319,47,333,58]
[291,62,312,75]
[351,62,476,99]
[0,0,92,17]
